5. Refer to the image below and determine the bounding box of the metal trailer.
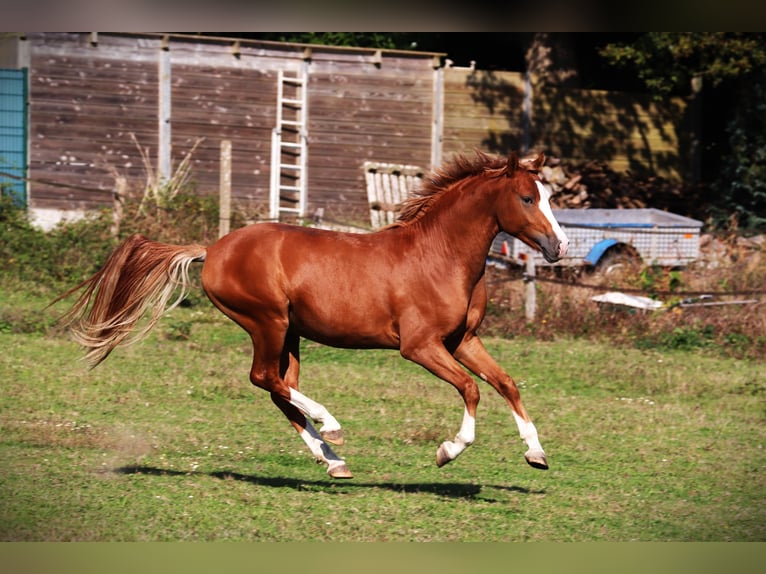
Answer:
[491,208,703,269]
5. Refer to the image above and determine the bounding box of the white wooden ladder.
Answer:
[270,69,308,220]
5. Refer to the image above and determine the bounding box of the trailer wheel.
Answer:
[593,246,642,282]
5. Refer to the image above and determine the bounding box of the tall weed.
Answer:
[481,253,765,360]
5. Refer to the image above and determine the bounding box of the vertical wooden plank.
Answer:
[431,66,444,168]
[158,40,171,183]
[219,140,232,238]
[364,163,379,229]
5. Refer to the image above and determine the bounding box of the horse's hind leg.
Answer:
[454,335,548,470]
[203,258,348,477]
[268,331,352,478]
[271,395,353,478]
[279,331,345,445]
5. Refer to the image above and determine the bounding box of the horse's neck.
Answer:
[405,182,499,272]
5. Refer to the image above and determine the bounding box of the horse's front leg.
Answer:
[400,337,480,467]
[454,335,548,470]
[436,406,477,467]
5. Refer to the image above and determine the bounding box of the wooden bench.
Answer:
[363,161,425,229]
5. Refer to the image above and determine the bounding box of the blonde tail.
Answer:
[54,234,207,367]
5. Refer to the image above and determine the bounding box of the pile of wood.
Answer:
[539,156,687,212]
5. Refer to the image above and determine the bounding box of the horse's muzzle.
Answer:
[539,236,568,263]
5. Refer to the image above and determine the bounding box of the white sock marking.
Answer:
[457,408,476,446]
[440,408,476,462]
[512,411,544,453]
[299,421,345,468]
[289,388,341,433]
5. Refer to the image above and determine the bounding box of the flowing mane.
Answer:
[393,151,510,226]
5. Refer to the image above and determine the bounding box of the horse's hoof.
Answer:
[436,443,453,467]
[321,428,344,446]
[327,462,353,479]
[525,449,548,470]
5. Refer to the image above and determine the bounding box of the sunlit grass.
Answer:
[1,300,763,541]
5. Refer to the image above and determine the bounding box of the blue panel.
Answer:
[1,95,25,112]
[584,239,619,266]
[0,68,27,206]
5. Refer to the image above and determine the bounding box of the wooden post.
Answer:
[431,65,444,168]
[219,140,232,238]
[524,255,536,321]
[110,175,127,238]
[158,40,171,184]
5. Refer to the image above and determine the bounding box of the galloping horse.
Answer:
[57,150,568,478]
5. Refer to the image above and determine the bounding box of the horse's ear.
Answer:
[532,152,546,171]
[506,151,519,176]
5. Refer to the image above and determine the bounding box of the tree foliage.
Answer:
[601,33,766,232]
[599,32,766,97]
[714,71,766,231]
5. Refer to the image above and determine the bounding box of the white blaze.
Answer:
[535,181,569,257]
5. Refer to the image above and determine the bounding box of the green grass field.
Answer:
[1,296,763,542]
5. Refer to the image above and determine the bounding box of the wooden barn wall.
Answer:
[442,67,687,180]
[28,33,302,212]
[307,51,435,223]
[28,34,159,209]
[24,33,437,225]
[22,33,686,223]
[160,38,295,219]
[441,68,528,159]
[531,86,686,179]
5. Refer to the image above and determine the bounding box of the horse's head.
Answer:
[495,152,569,263]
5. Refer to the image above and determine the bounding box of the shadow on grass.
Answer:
[114,465,544,499]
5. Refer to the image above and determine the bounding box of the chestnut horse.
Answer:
[56,150,568,479]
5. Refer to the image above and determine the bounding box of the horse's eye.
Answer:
[522,196,534,205]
